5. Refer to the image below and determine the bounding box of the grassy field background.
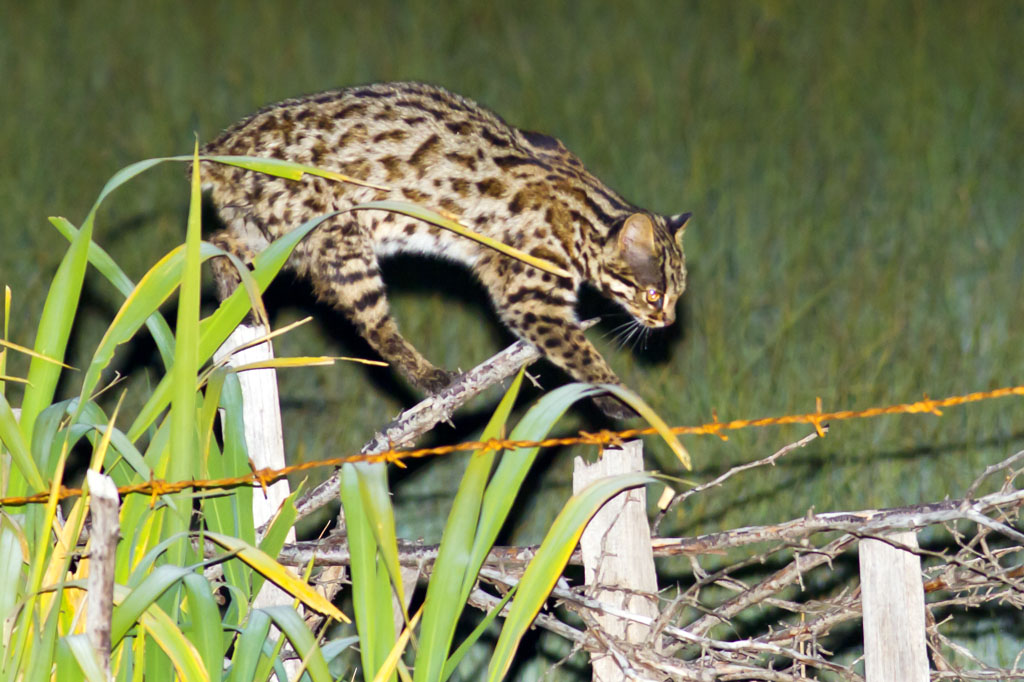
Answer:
[2,0,1023,670]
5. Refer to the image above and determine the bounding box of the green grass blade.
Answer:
[162,145,205,569]
[255,487,299,559]
[599,383,691,469]
[441,587,516,682]
[19,214,91,446]
[55,637,85,682]
[227,609,272,682]
[29,400,77,482]
[319,636,360,667]
[111,564,193,644]
[340,463,396,679]
[252,488,299,600]
[49,216,177,369]
[350,201,572,278]
[182,574,224,681]
[0,390,44,492]
[199,373,253,605]
[487,472,655,682]
[353,462,406,617]
[76,243,219,405]
[88,158,169,214]
[261,606,332,682]
[415,370,524,682]
[464,383,602,604]
[217,372,255,543]
[204,531,345,621]
[136,600,210,682]
[125,209,341,442]
[203,154,387,190]
[0,517,26,631]
[61,635,107,682]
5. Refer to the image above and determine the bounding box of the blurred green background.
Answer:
[2,0,1023,668]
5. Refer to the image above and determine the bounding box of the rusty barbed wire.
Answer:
[1,384,1022,508]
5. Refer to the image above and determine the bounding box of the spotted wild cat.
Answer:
[199,82,689,418]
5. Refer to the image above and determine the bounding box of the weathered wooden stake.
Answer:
[86,469,119,682]
[573,441,659,682]
[859,531,929,682]
[215,323,294,544]
[215,323,301,677]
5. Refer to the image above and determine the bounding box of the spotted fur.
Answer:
[200,82,689,417]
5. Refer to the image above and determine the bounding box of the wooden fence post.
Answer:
[215,323,301,678]
[573,441,659,682]
[859,530,929,681]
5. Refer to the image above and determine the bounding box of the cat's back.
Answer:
[201,82,537,183]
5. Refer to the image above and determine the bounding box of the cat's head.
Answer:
[601,211,689,328]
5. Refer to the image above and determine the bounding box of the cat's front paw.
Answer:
[417,367,459,395]
[592,394,639,420]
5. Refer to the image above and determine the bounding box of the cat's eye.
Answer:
[645,289,663,306]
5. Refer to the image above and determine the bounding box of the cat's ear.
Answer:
[668,212,691,246]
[618,213,656,257]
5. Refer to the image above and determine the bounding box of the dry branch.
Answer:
[277,447,1024,681]
[284,318,600,530]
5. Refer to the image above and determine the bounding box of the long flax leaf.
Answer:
[1,285,9,396]
[226,609,271,682]
[441,587,516,682]
[76,242,220,405]
[373,607,423,682]
[163,146,204,570]
[487,473,655,682]
[19,213,91,447]
[134,596,209,682]
[7,435,75,677]
[340,463,396,679]
[463,383,603,607]
[110,564,193,644]
[260,606,333,682]
[251,488,301,603]
[125,210,341,442]
[415,370,523,682]
[202,154,387,190]
[600,383,690,469]
[0,339,73,369]
[353,462,407,619]
[349,201,573,278]
[182,574,224,680]
[204,531,346,621]
[49,216,176,369]
[0,391,43,491]
[62,635,107,682]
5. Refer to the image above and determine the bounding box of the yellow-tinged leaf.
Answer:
[204,531,349,622]
[372,606,423,682]
[137,601,210,682]
[217,315,314,357]
[0,285,7,394]
[203,154,390,191]
[334,356,388,366]
[488,473,655,682]
[0,374,29,384]
[211,247,270,329]
[230,357,333,372]
[600,383,692,469]
[230,356,387,372]
[0,338,75,369]
[349,201,573,279]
